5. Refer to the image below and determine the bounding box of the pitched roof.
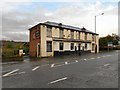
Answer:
[28,21,98,35]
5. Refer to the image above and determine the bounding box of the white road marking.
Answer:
[3,72,26,77]
[48,77,67,84]
[65,62,68,64]
[104,64,110,67]
[3,69,19,77]
[97,57,101,58]
[2,70,12,73]
[41,64,49,67]
[51,64,55,68]
[90,58,95,59]
[18,72,26,74]
[84,59,87,61]
[106,55,112,56]
[75,60,78,62]
[32,66,39,71]
[54,64,65,68]
[102,56,106,57]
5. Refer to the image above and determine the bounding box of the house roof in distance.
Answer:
[28,21,99,35]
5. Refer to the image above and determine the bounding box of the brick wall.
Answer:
[29,25,41,57]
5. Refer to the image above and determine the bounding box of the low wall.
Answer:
[2,56,24,62]
[54,50,91,56]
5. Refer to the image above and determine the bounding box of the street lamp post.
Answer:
[95,13,104,34]
[94,13,104,53]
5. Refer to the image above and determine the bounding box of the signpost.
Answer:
[108,42,113,51]
[108,42,113,46]
[118,41,120,46]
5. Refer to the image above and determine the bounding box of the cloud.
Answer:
[1,1,118,41]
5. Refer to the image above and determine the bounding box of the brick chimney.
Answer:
[58,23,62,26]
[81,26,86,31]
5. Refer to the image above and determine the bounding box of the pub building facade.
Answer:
[29,21,99,57]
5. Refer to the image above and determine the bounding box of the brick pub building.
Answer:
[29,21,99,57]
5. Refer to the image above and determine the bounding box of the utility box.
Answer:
[19,49,23,56]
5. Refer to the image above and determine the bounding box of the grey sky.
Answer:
[1,1,118,41]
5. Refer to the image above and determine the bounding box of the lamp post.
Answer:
[95,13,104,53]
[95,13,104,35]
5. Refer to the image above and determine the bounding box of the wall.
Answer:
[96,35,99,53]
[29,25,40,57]
[91,35,99,53]
[41,25,53,57]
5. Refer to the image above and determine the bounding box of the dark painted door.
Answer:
[38,45,40,56]
[78,44,81,51]
[95,45,97,53]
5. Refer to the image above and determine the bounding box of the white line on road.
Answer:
[104,64,110,67]
[3,72,26,77]
[75,60,78,62]
[3,69,19,77]
[90,58,95,59]
[65,62,68,64]
[106,55,112,56]
[102,56,106,57]
[84,59,87,61]
[53,64,65,68]
[97,57,101,59]
[48,77,67,84]
[41,64,49,67]
[32,66,39,71]
[51,64,55,68]
[18,72,26,74]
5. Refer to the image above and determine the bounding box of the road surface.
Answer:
[2,50,119,88]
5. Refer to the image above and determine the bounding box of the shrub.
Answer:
[2,48,15,57]
[6,43,13,49]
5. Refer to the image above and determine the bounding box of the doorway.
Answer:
[78,43,81,51]
[38,44,40,57]
[95,45,97,53]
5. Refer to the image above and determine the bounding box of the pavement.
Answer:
[2,50,119,88]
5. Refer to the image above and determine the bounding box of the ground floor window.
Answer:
[47,41,52,52]
[85,43,87,49]
[78,43,81,51]
[71,43,74,50]
[92,43,94,51]
[59,42,63,50]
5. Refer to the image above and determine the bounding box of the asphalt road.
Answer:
[2,50,119,88]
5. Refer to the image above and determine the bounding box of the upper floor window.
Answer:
[59,28,63,38]
[71,31,74,39]
[33,33,35,40]
[78,32,80,39]
[85,33,87,40]
[92,34,94,41]
[36,30,40,37]
[47,26,52,37]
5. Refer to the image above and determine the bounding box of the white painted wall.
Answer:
[54,41,59,51]
[41,25,53,57]
[64,42,70,51]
